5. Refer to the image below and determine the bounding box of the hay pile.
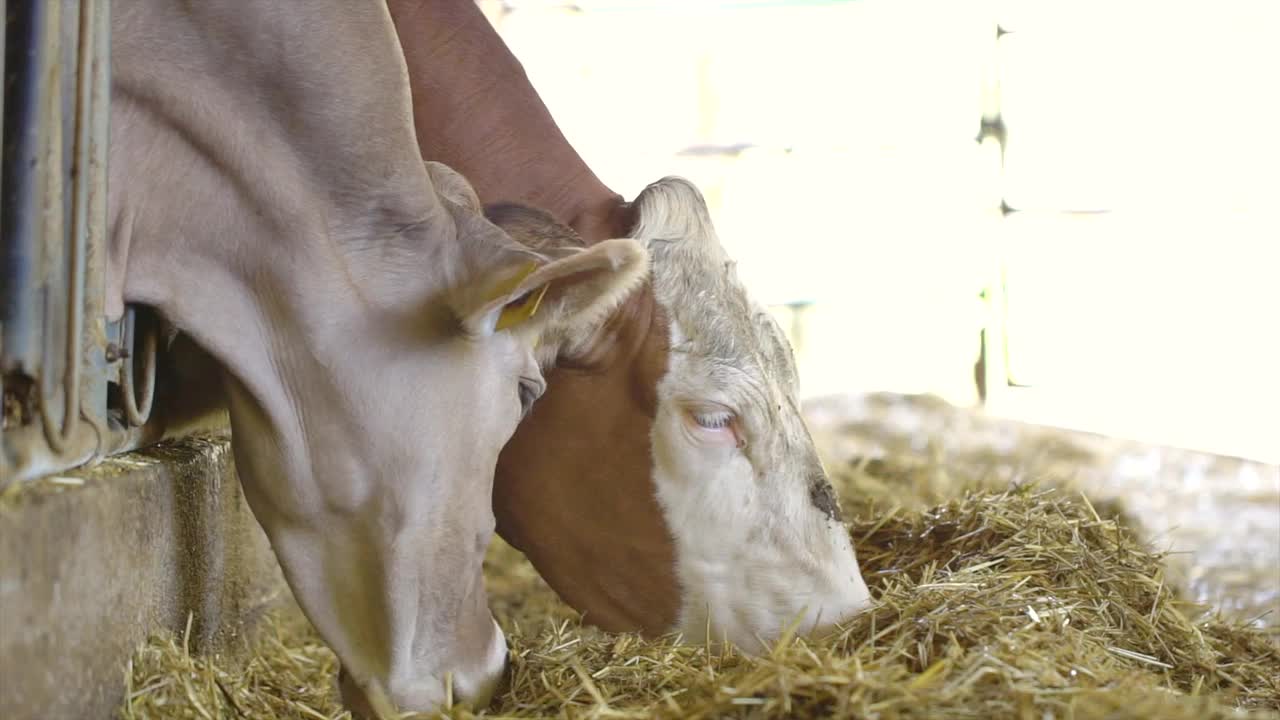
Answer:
[122,455,1280,719]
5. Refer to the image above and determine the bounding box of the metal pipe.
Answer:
[37,0,85,454]
[79,0,112,451]
[119,306,157,427]
[2,0,49,373]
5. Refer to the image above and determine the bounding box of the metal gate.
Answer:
[2,0,165,487]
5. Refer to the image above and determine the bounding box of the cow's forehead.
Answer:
[640,194,799,406]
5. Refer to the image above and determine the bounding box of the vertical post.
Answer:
[79,0,112,438]
[1,0,50,377]
[1,0,7,470]
[1,0,7,464]
[1,0,115,486]
[1,0,6,194]
[974,17,1012,409]
[38,0,86,455]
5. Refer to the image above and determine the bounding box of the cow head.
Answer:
[489,178,870,652]
[197,155,646,716]
[324,163,647,716]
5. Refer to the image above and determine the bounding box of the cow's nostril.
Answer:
[808,475,841,521]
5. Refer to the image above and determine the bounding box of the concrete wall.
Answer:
[0,436,286,720]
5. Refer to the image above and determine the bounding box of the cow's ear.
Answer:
[455,239,648,340]
[517,239,649,343]
[454,258,546,338]
[424,160,482,212]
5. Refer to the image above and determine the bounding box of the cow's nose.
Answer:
[458,618,510,708]
[338,619,509,717]
[804,570,872,640]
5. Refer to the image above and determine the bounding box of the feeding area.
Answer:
[4,1,1278,719]
[122,401,1280,719]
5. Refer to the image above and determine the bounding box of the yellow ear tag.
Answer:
[494,262,549,331]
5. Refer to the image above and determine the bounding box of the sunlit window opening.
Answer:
[485,0,1279,466]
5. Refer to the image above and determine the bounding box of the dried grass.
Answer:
[122,454,1280,719]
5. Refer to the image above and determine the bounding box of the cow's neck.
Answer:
[389,0,632,244]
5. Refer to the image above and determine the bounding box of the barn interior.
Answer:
[2,1,1277,718]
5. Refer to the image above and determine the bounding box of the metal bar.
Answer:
[38,0,97,454]
[33,0,74,451]
[81,0,112,443]
[1,0,49,375]
[1,0,116,486]
[119,306,156,426]
[1,0,8,475]
[2,405,229,486]
[974,19,1013,407]
[1,0,7,205]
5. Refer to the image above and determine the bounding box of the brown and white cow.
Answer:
[390,0,872,652]
[107,1,646,715]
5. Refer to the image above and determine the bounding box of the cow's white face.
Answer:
[635,178,871,649]
[485,180,869,651]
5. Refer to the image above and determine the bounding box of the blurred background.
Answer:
[477,0,1278,466]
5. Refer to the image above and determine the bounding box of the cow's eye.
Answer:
[693,411,732,429]
[518,377,544,419]
[683,404,744,448]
